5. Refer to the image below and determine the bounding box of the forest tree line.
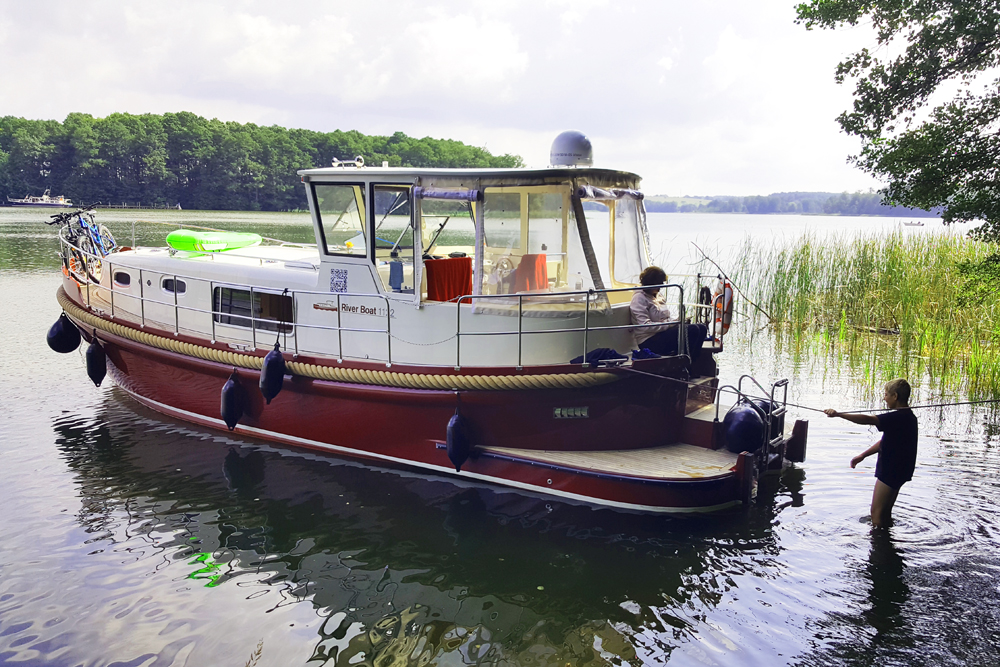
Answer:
[0,112,523,211]
[645,191,940,217]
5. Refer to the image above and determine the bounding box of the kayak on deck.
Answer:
[166,229,263,252]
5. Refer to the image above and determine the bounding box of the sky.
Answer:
[0,0,881,196]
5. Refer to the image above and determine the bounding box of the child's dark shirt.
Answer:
[874,408,918,490]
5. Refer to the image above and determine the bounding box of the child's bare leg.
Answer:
[871,480,900,528]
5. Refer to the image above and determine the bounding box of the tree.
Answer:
[796,1,1000,239]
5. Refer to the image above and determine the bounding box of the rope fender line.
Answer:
[56,287,619,392]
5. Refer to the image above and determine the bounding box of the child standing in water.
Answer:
[824,379,918,528]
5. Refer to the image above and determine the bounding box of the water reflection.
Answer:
[865,531,909,641]
[46,393,801,664]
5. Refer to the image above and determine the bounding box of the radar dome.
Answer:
[550,131,593,167]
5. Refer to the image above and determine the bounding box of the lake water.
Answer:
[1,208,998,666]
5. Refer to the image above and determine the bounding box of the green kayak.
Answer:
[166,229,263,252]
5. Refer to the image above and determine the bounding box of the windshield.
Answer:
[313,183,367,257]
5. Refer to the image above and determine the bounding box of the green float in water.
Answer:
[166,229,263,252]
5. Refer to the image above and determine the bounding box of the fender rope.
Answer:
[57,287,618,392]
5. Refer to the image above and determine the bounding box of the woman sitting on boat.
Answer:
[630,266,707,362]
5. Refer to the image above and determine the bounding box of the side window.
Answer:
[213,287,293,333]
[162,278,187,294]
[314,183,367,257]
[420,196,476,302]
[482,191,522,295]
[373,185,414,293]
[481,187,584,296]
[613,198,646,285]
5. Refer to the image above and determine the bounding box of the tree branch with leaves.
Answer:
[796,1,1000,240]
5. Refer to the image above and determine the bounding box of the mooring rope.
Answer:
[618,365,1000,415]
[722,392,1000,415]
[816,398,1000,415]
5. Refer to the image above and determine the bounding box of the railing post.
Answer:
[210,281,216,343]
[293,291,299,357]
[385,296,392,367]
[336,293,343,362]
[582,290,591,367]
[677,286,687,358]
[249,285,256,349]
[174,274,179,335]
[139,268,145,327]
[85,247,91,308]
[517,295,523,370]
[455,297,463,370]
[109,259,115,319]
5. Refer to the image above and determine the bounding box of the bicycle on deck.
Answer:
[47,204,115,283]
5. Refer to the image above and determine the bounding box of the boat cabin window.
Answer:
[578,192,649,291]
[420,196,476,302]
[162,278,186,295]
[372,185,415,293]
[113,271,132,287]
[613,198,646,285]
[481,186,595,297]
[314,183,368,257]
[213,287,293,333]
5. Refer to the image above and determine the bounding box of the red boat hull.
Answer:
[64,293,747,513]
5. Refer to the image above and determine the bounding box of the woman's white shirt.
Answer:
[630,290,674,346]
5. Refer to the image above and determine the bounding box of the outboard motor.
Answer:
[259,342,286,405]
[446,411,473,472]
[221,369,246,431]
[723,403,766,454]
[85,334,107,387]
[47,313,81,353]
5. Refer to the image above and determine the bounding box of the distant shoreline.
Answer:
[645,192,940,217]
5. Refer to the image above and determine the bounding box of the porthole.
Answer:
[113,271,132,287]
[162,278,187,295]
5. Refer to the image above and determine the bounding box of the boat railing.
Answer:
[62,232,395,364]
[452,283,685,369]
[669,271,730,343]
[714,377,790,469]
[62,233,727,369]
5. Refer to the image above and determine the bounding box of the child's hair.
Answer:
[885,378,911,405]
[640,266,667,286]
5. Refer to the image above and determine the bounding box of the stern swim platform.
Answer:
[51,158,805,513]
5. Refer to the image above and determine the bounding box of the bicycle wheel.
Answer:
[98,225,116,254]
[68,244,87,281]
[78,236,102,283]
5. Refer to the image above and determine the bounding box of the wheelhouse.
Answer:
[300,165,653,309]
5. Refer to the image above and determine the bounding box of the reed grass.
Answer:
[733,230,1000,397]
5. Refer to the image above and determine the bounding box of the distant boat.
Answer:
[902,221,924,227]
[6,189,73,208]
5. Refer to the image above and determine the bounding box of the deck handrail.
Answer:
[60,231,728,369]
[451,283,686,369]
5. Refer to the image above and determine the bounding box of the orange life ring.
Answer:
[713,278,734,335]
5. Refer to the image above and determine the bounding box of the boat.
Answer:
[45,131,808,514]
[7,189,73,208]
[902,221,925,227]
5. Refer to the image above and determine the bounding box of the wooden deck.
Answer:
[480,442,738,480]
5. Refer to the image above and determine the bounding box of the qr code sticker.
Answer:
[330,268,348,293]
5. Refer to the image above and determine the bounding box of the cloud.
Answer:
[0,0,880,195]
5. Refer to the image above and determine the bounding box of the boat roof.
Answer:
[298,166,642,189]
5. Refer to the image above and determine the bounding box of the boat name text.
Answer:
[553,407,589,419]
[313,301,395,318]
